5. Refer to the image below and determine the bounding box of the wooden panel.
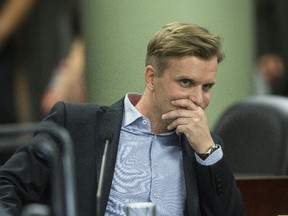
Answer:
[236,176,288,216]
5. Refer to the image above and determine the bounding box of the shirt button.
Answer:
[142,120,147,125]
[153,193,160,198]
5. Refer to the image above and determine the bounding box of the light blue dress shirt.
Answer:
[105,94,223,215]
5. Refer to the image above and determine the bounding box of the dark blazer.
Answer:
[0,98,245,216]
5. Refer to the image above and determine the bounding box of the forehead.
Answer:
[165,56,218,80]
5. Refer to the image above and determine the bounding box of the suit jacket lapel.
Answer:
[181,135,200,216]
[95,99,124,216]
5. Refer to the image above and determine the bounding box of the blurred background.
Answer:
[1,0,287,129]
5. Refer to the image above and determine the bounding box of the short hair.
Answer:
[145,22,224,76]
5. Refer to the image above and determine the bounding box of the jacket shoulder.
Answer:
[44,99,124,126]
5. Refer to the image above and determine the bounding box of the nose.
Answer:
[188,86,204,107]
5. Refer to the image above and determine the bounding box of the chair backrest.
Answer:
[0,123,78,216]
[213,95,288,176]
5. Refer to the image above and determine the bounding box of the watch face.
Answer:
[208,144,220,154]
[197,144,220,160]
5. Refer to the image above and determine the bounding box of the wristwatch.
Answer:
[197,144,220,160]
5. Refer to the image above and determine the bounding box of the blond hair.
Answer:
[145,22,224,75]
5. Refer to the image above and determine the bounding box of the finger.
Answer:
[166,117,189,130]
[171,99,198,111]
[162,109,192,120]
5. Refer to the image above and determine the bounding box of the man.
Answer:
[0,22,245,216]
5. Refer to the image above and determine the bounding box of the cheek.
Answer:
[166,83,187,100]
[158,82,178,100]
[156,89,178,112]
[202,94,211,109]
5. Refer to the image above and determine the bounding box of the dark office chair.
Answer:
[213,95,288,176]
[0,145,18,165]
[0,123,78,216]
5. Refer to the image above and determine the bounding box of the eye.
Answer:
[202,83,215,91]
[179,79,193,87]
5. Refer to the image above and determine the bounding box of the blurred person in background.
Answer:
[0,0,36,124]
[0,0,86,124]
[254,53,287,95]
[40,37,86,116]
[254,0,288,96]
[15,0,86,122]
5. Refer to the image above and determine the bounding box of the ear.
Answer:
[145,65,156,91]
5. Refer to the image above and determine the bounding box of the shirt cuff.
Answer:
[194,146,223,166]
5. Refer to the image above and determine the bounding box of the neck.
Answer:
[135,91,168,134]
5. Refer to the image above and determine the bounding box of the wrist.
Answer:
[196,144,220,160]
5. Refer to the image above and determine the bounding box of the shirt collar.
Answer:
[122,93,143,127]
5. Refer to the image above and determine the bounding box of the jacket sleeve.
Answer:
[196,134,245,216]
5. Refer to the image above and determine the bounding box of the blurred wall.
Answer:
[80,0,256,128]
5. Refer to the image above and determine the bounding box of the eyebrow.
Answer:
[208,82,216,86]
[177,75,216,86]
